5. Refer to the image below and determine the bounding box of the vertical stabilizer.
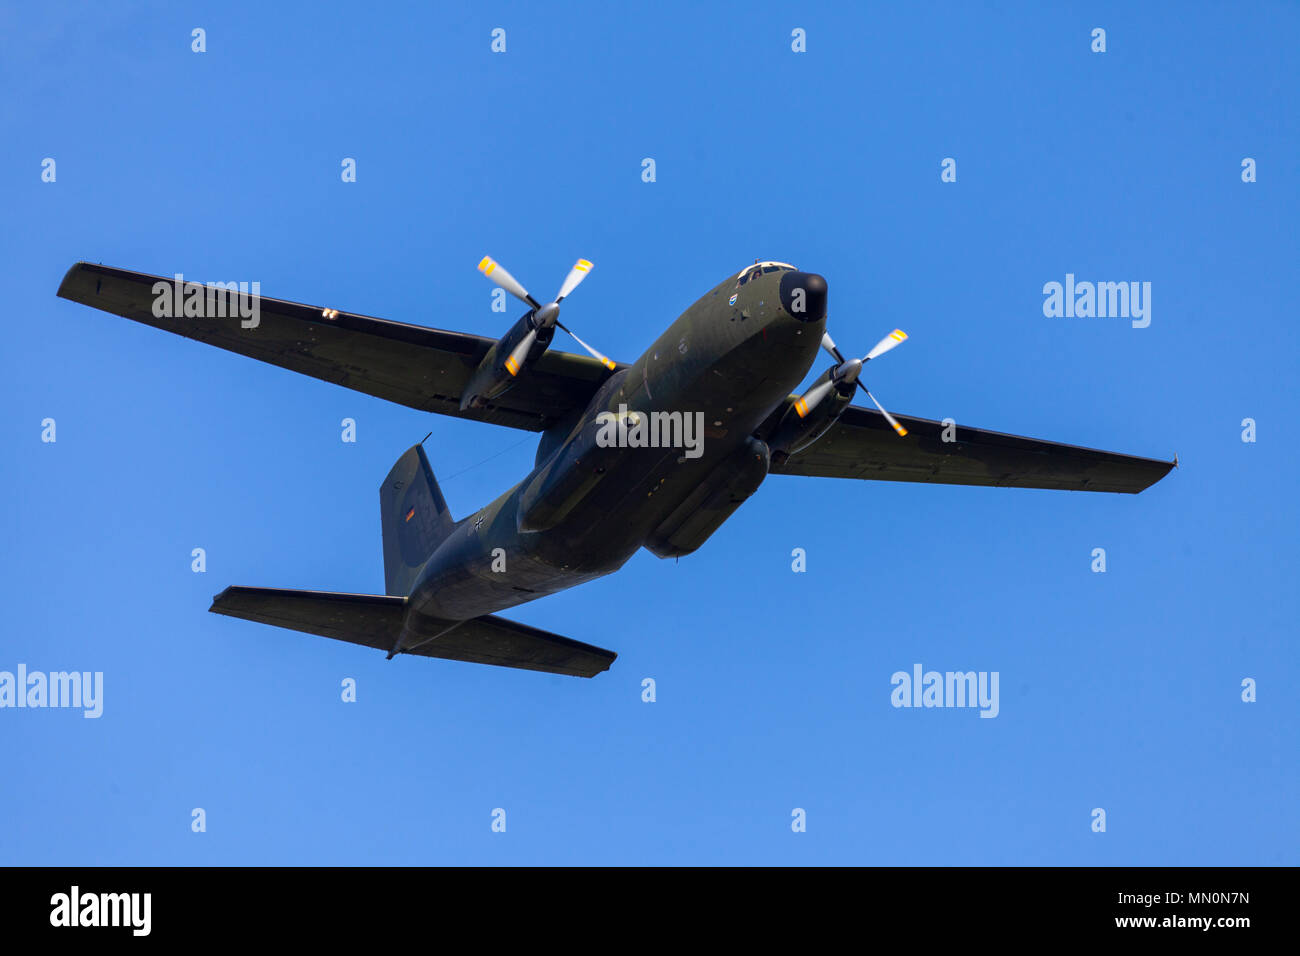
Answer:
[380,444,453,596]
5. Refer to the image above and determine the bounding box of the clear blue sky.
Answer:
[2,1,1296,865]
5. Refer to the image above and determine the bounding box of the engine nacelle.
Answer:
[459,309,555,410]
[767,374,855,465]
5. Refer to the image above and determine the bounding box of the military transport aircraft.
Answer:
[58,257,1174,677]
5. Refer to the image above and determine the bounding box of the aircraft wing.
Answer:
[767,403,1175,493]
[57,262,619,431]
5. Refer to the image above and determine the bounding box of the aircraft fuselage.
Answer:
[404,266,828,629]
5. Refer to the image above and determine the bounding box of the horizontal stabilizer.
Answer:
[404,614,617,678]
[210,586,616,678]
[210,587,407,650]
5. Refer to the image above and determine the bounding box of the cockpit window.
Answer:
[736,261,796,286]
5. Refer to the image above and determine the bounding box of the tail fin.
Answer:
[380,444,454,596]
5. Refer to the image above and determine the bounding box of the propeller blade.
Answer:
[821,331,846,364]
[504,327,538,377]
[556,258,594,302]
[858,383,908,436]
[865,328,908,361]
[478,256,541,309]
[794,378,837,419]
[558,321,617,371]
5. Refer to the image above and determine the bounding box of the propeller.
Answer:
[795,328,909,436]
[477,256,615,374]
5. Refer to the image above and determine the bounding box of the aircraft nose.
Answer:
[779,271,828,322]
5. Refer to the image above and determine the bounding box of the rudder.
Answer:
[380,444,454,596]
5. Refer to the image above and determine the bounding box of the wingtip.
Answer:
[56,261,90,300]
